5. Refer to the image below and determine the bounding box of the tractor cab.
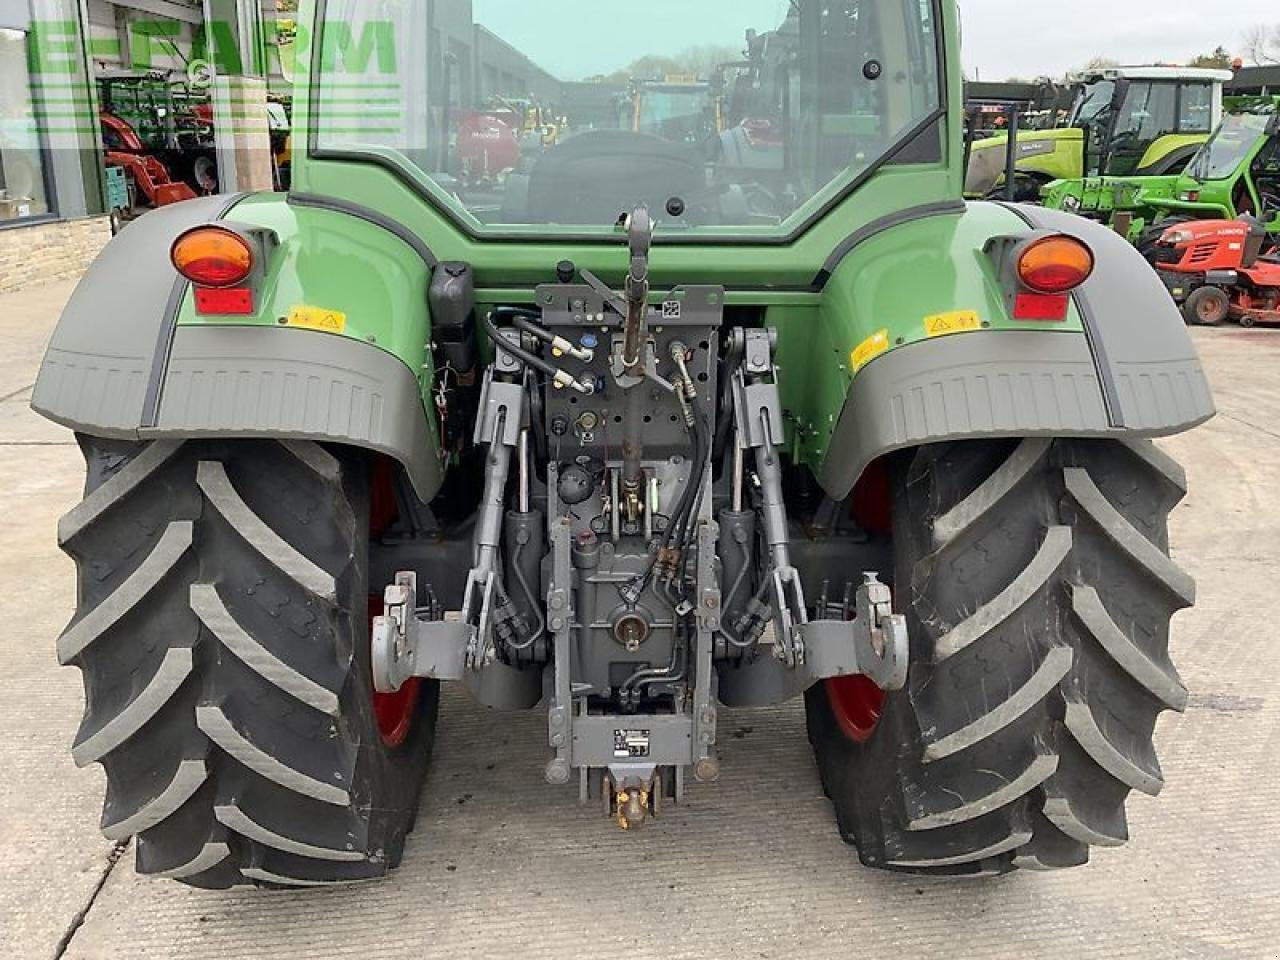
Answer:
[1178,109,1280,226]
[326,0,950,232]
[966,66,1232,199]
[712,20,798,175]
[624,77,719,145]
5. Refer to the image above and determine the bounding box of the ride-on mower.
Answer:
[1154,216,1280,326]
[33,0,1214,889]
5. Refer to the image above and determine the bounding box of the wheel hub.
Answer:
[370,588,421,748]
[825,674,886,743]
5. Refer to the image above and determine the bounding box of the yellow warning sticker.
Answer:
[924,309,981,338]
[850,329,891,371]
[287,305,347,334]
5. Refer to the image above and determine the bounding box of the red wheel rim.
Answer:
[368,456,422,750]
[825,675,885,743]
[829,455,893,743]
[369,594,423,749]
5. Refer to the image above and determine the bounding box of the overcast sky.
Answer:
[961,0,1275,80]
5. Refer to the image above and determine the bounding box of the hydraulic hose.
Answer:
[720,571,774,650]
[621,626,688,695]
[629,411,705,602]
[712,348,743,470]
[504,540,545,653]
[482,308,593,394]
[661,412,706,555]
[480,309,562,380]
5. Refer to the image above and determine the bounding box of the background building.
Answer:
[0,0,274,292]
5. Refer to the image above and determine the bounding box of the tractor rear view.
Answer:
[33,0,1214,889]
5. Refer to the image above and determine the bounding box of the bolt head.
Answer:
[694,758,720,783]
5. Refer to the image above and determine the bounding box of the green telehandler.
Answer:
[966,66,1233,200]
[1042,101,1280,253]
[34,0,1213,889]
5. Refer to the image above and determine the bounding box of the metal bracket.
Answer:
[474,371,526,447]
[770,566,807,667]
[731,330,784,450]
[460,568,498,669]
[849,573,910,691]
[371,571,468,692]
[717,573,909,708]
[733,380,786,450]
[371,569,540,709]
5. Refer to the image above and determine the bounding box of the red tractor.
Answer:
[1154,217,1280,327]
[99,110,199,209]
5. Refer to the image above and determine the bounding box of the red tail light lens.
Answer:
[1016,235,1095,294]
[171,227,254,287]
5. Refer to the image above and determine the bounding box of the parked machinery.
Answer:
[1153,216,1280,325]
[1042,99,1280,253]
[966,67,1233,200]
[98,71,221,213]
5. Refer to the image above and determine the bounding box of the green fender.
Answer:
[771,201,1215,500]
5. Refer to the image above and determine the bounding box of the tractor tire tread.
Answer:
[806,438,1192,874]
[59,436,437,888]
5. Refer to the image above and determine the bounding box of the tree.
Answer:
[1188,46,1234,70]
[1243,24,1280,66]
[586,45,742,85]
[1081,56,1120,71]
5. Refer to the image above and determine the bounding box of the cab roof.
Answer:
[1075,66,1235,83]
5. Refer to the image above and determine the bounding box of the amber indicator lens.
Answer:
[171,227,254,288]
[1017,235,1095,295]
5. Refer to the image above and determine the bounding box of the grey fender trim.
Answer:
[997,202,1217,430]
[815,330,1214,501]
[143,325,444,502]
[32,195,243,436]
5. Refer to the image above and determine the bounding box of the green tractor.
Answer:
[35,0,1213,888]
[966,66,1233,200]
[624,76,720,145]
[1042,102,1280,253]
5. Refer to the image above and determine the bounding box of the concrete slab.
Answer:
[0,282,117,960]
[0,277,1275,960]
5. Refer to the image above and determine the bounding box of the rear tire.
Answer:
[59,437,438,888]
[1182,286,1230,327]
[806,438,1192,874]
[985,174,1046,204]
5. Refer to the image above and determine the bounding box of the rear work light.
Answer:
[171,226,255,288]
[1016,235,1095,295]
